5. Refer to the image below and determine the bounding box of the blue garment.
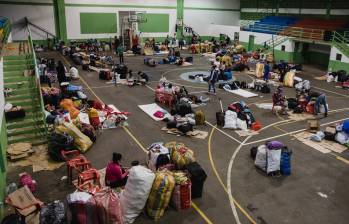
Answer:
[263,63,270,81]
[314,93,328,115]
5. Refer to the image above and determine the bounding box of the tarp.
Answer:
[138,103,169,121]
[223,86,258,98]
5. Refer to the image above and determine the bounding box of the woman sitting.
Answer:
[105,153,129,188]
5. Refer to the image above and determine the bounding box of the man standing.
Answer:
[208,65,219,94]
[307,91,328,117]
[264,61,270,82]
[117,44,124,64]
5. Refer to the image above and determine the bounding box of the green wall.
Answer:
[80,13,117,34]
[138,14,169,33]
[0,114,8,219]
[328,60,349,73]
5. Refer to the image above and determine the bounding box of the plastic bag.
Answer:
[254,145,267,171]
[94,187,123,224]
[40,201,66,224]
[310,131,325,142]
[120,166,155,224]
[223,110,237,129]
[266,148,281,174]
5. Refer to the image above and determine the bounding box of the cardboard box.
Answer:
[307,119,320,133]
[6,186,42,216]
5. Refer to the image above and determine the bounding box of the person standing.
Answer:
[208,65,219,94]
[114,36,120,54]
[315,93,328,117]
[117,44,124,64]
[56,60,67,84]
[264,61,270,82]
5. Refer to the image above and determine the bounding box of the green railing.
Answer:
[27,26,48,140]
[332,31,349,58]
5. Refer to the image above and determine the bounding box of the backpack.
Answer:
[176,102,192,116]
[228,102,243,113]
[167,120,177,129]
[280,147,292,176]
[250,146,258,160]
[216,112,225,126]
[195,110,205,125]
[338,70,348,82]
[261,84,270,93]
[178,123,193,134]
[185,56,193,63]
[287,98,298,110]
[293,106,304,113]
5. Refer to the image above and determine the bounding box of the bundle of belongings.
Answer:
[325,70,349,88]
[250,141,292,176]
[220,101,259,130]
[7,142,34,160]
[245,79,271,94]
[309,120,349,149]
[67,188,123,224]
[4,103,25,120]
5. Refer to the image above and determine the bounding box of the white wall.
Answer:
[184,10,240,36]
[0,3,55,41]
[208,25,240,38]
[185,0,239,9]
[65,0,176,7]
[330,46,349,63]
[239,31,294,52]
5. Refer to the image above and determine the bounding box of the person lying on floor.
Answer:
[105,153,129,188]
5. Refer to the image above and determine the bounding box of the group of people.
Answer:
[273,86,328,117]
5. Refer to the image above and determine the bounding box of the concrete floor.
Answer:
[7,51,349,224]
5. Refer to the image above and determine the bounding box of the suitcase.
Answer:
[115,64,128,79]
[216,98,225,126]
[186,162,207,199]
[99,70,111,80]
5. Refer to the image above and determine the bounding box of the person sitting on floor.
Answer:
[137,71,149,84]
[272,86,287,115]
[105,153,129,188]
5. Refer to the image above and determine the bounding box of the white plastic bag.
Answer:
[236,118,247,130]
[120,166,156,224]
[335,132,349,145]
[147,143,170,171]
[327,75,334,83]
[254,145,267,171]
[266,149,281,174]
[223,110,237,129]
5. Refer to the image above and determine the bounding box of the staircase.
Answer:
[3,41,48,145]
[332,31,349,59]
[264,35,289,49]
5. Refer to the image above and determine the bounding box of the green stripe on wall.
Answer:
[328,60,349,73]
[80,13,117,34]
[138,14,169,33]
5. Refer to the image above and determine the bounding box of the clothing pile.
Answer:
[251,141,292,176]
[4,103,26,120]
[326,70,349,88]
[310,121,349,148]
[221,101,259,131]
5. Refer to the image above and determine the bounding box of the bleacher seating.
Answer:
[243,16,349,42]
[244,16,299,34]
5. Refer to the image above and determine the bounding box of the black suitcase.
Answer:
[186,162,207,199]
[99,70,111,80]
[216,112,225,126]
[115,64,128,78]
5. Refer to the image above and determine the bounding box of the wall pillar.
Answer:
[53,0,67,42]
[326,0,332,19]
[176,0,184,38]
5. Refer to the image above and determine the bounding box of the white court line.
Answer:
[145,84,155,92]
[226,119,289,224]
[244,117,349,146]
[312,86,349,98]
[205,121,242,144]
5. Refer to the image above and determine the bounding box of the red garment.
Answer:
[105,162,127,183]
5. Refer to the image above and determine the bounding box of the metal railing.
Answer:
[332,31,349,58]
[27,26,48,140]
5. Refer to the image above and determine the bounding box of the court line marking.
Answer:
[205,121,242,144]
[59,54,214,224]
[243,117,349,146]
[226,119,290,220]
[208,127,257,224]
[312,86,349,98]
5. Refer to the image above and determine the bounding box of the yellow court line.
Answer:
[60,54,214,224]
[208,127,257,224]
[330,153,349,165]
